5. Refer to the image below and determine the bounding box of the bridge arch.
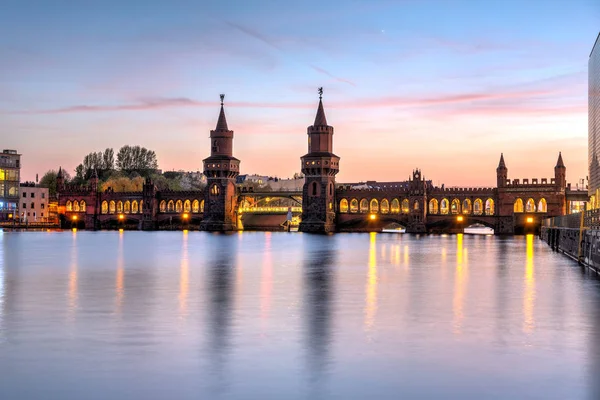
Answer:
[514,198,524,213]
[428,198,438,214]
[440,198,449,214]
[160,200,166,212]
[473,198,483,215]
[401,199,409,213]
[390,198,400,214]
[380,199,389,214]
[339,198,349,213]
[370,199,379,213]
[192,199,200,213]
[66,200,72,212]
[117,201,123,213]
[485,198,494,215]
[451,198,460,214]
[132,200,139,214]
[525,198,535,213]
[109,200,116,214]
[538,198,547,213]
[360,199,368,213]
[101,200,108,214]
[350,198,359,213]
[167,200,174,212]
[184,199,191,213]
[462,199,471,214]
[124,200,131,214]
[175,200,183,213]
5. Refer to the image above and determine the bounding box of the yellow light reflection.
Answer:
[404,245,409,267]
[364,232,378,331]
[523,234,536,333]
[179,230,189,316]
[116,230,124,313]
[393,245,401,266]
[68,231,78,320]
[453,234,467,334]
[0,231,4,337]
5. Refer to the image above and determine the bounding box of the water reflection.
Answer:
[205,235,235,394]
[523,235,536,333]
[453,234,467,334]
[365,232,377,331]
[67,230,78,321]
[179,230,189,318]
[303,235,335,394]
[260,232,273,331]
[0,232,4,341]
[115,230,124,314]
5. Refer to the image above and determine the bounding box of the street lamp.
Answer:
[72,215,78,221]
[456,215,464,222]
[118,214,124,221]
[526,217,534,224]
[369,214,376,220]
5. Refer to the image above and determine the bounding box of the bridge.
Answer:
[55,91,587,234]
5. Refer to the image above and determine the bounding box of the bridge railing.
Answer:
[240,206,302,213]
[543,209,600,229]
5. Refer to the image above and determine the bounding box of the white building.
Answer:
[19,183,49,222]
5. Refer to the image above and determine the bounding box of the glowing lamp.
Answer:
[183,213,189,219]
[369,214,376,220]
[72,215,78,221]
[118,214,124,220]
[8,214,12,219]
[526,217,534,223]
[456,215,464,222]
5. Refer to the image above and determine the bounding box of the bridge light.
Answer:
[118,214,124,220]
[526,217,534,223]
[72,215,78,221]
[456,215,464,222]
[182,213,189,219]
[369,214,376,220]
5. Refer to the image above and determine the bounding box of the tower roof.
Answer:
[91,168,98,179]
[556,152,565,168]
[497,153,506,169]
[57,166,63,178]
[215,94,229,131]
[313,98,328,127]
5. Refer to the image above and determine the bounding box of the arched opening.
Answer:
[131,200,138,214]
[311,182,318,196]
[525,198,535,213]
[401,199,410,214]
[390,198,400,214]
[109,200,116,214]
[370,199,379,213]
[192,200,200,213]
[473,198,483,215]
[200,200,205,212]
[124,200,131,214]
[184,200,191,213]
[73,201,80,212]
[514,198,524,213]
[360,199,369,213]
[538,198,547,213]
[350,198,359,213]
[429,199,439,214]
[485,198,495,215]
[167,200,175,212]
[66,200,72,212]
[340,198,349,213]
[380,199,390,214]
[101,201,108,214]
[413,200,419,211]
[175,200,183,213]
[139,200,144,213]
[116,201,123,214]
[210,184,220,196]
[440,198,449,214]
[160,200,166,213]
[451,199,460,214]
[462,199,472,214]
[80,200,86,213]
[329,183,333,196]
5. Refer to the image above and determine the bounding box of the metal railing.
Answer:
[544,209,600,229]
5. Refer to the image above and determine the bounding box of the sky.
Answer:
[1,0,598,187]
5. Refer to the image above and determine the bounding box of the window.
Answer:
[66,200,72,211]
[339,199,349,213]
[22,203,26,209]
[380,199,389,214]
[514,198,524,213]
[429,199,439,214]
[102,201,108,214]
[359,199,369,213]
[311,182,318,196]
[210,184,220,196]
[390,199,400,213]
[440,199,449,214]
[370,199,379,213]
[22,192,26,198]
[350,198,359,213]
[31,193,34,198]
[42,193,45,199]
[41,212,44,217]
[41,203,45,209]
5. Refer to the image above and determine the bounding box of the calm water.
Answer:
[1,231,600,400]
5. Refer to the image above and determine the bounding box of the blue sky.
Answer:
[1,0,598,186]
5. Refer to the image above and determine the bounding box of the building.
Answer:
[0,149,21,221]
[589,32,600,206]
[19,182,50,222]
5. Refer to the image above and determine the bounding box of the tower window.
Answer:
[311,182,318,196]
[210,184,220,196]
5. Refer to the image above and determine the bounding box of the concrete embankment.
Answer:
[541,227,600,273]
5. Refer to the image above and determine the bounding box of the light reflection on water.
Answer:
[0,231,599,399]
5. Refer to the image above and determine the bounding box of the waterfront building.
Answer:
[589,32,600,206]
[0,149,21,221]
[19,182,50,222]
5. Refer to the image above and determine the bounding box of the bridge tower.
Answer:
[555,152,567,214]
[299,88,340,233]
[142,176,157,230]
[407,169,427,233]
[200,95,240,231]
[497,153,507,188]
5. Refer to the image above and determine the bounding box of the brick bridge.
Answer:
[57,93,585,234]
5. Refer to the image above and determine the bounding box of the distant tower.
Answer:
[142,176,157,230]
[90,169,99,193]
[200,95,240,231]
[555,152,566,189]
[406,168,427,233]
[56,166,65,192]
[299,88,340,233]
[497,153,507,188]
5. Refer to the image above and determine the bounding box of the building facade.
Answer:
[589,32,600,206]
[19,183,50,222]
[0,149,21,221]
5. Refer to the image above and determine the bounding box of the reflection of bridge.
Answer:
[56,91,586,234]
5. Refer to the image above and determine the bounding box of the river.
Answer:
[0,231,599,399]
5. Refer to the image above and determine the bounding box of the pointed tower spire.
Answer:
[498,153,506,169]
[57,166,63,178]
[215,94,229,131]
[556,152,565,168]
[313,87,328,127]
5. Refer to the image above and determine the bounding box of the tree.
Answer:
[40,169,71,197]
[116,145,158,175]
[101,176,145,192]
